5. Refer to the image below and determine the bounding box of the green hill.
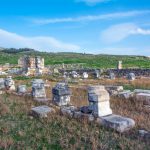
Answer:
[0,48,149,69]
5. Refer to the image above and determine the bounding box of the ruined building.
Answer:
[18,56,45,75]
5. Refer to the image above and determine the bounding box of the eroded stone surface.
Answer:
[31,106,55,118]
[118,90,133,99]
[97,114,135,133]
[134,89,150,94]
[105,86,123,96]
[17,85,27,94]
[0,78,5,89]
[31,79,46,98]
[88,86,112,117]
[4,76,15,91]
[136,93,150,105]
[61,106,77,117]
[52,82,71,106]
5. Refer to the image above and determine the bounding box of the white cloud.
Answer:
[101,23,150,43]
[32,10,150,25]
[0,28,80,52]
[76,0,110,5]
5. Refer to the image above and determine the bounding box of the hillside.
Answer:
[0,48,149,69]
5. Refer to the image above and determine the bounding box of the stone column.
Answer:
[52,82,71,106]
[31,79,46,98]
[117,61,122,70]
[88,85,112,117]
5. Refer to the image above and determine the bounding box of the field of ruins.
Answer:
[0,50,149,149]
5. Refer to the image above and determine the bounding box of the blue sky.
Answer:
[0,0,150,55]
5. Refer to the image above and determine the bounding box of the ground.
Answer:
[0,77,150,149]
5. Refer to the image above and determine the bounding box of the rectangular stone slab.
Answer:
[31,106,55,118]
[136,93,150,105]
[97,114,135,133]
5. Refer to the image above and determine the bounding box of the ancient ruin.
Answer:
[31,79,47,101]
[52,82,71,106]
[4,76,15,91]
[87,86,112,117]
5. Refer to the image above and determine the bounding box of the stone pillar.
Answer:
[4,76,15,91]
[117,61,122,70]
[31,79,46,98]
[52,82,71,106]
[88,86,112,117]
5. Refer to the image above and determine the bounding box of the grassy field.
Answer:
[0,50,150,69]
[0,78,150,149]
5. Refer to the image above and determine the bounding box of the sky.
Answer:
[0,0,150,55]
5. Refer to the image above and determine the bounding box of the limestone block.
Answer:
[17,85,27,94]
[118,90,133,99]
[136,93,150,105]
[97,114,135,133]
[134,89,150,94]
[31,106,55,118]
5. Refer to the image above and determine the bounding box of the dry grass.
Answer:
[0,77,149,149]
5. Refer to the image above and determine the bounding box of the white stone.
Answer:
[97,114,135,133]
[52,82,71,106]
[17,85,27,94]
[31,106,55,118]
[4,76,15,91]
[105,85,123,96]
[31,79,46,98]
[82,72,88,79]
[88,86,112,117]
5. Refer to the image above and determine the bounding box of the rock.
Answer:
[139,130,150,139]
[52,82,71,106]
[105,86,123,96]
[109,73,115,80]
[31,106,55,118]
[17,85,27,94]
[31,79,46,99]
[4,76,15,91]
[127,73,136,81]
[136,93,150,105]
[118,90,133,99]
[88,86,112,117]
[82,72,88,79]
[74,111,95,122]
[97,114,135,133]
[60,106,77,117]
[134,89,150,94]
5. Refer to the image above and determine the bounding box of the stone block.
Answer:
[97,114,135,133]
[136,93,150,105]
[31,106,55,118]
[118,90,133,99]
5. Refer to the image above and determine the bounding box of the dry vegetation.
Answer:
[0,78,150,149]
